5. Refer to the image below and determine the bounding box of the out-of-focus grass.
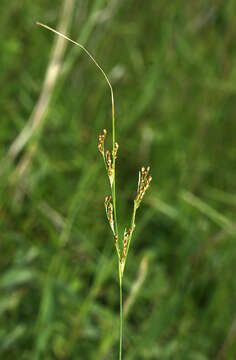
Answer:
[1,0,236,359]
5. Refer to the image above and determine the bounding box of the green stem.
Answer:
[112,92,122,360]
[119,271,123,360]
[110,81,121,360]
[111,98,119,238]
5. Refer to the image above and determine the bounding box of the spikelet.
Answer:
[98,129,119,188]
[112,142,119,159]
[98,129,107,156]
[105,150,114,187]
[104,195,115,234]
[119,226,135,276]
[135,166,152,208]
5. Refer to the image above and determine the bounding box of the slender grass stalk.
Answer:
[119,274,123,360]
[37,22,152,359]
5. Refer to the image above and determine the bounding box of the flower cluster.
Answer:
[135,166,152,208]
[98,129,107,156]
[99,127,152,278]
[119,226,135,275]
[98,129,118,187]
[105,150,113,186]
[104,195,114,234]
[113,142,119,159]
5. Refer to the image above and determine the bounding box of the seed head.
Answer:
[113,142,119,159]
[105,150,114,187]
[104,196,115,234]
[98,129,107,156]
[135,166,152,208]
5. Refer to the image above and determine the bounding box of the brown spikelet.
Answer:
[135,166,152,208]
[104,196,115,234]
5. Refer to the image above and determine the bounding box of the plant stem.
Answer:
[112,83,122,360]
[111,98,118,238]
[110,74,121,360]
[119,271,123,360]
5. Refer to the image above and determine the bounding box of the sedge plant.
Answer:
[37,22,152,359]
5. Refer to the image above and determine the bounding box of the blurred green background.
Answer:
[1,0,236,359]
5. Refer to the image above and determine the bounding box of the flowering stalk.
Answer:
[37,21,152,359]
[98,130,152,359]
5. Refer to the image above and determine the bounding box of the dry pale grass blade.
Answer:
[7,0,75,205]
[7,0,75,162]
[38,201,66,231]
[124,255,149,317]
[180,190,232,228]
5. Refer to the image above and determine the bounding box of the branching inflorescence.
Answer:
[98,130,152,279]
[37,21,151,360]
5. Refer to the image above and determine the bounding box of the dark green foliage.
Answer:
[0,0,236,359]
